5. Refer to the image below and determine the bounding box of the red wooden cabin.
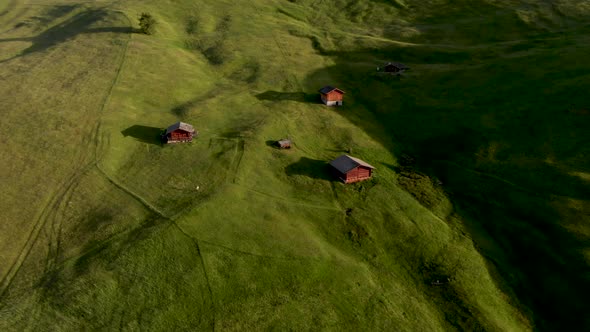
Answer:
[275,139,292,149]
[329,155,375,183]
[318,86,344,106]
[163,122,196,143]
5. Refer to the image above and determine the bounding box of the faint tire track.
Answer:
[0,103,98,303]
[0,6,132,304]
[39,7,132,284]
[231,139,245,184]
[93,9,131,161]
[172,222,216,332]
[250,2,301,91]
[35,7,132,281]
[197,238,330,262]
[436,160,544,197]
[0,161,95,302]
[95,164,169,220]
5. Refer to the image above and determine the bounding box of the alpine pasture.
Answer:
[0,0,589,330]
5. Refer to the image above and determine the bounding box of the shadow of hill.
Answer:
[369,0,406,10]
[170,98,200,118]
[0,8,132,64]
[85,26,135,34]
[300,16,590,331]
[255,91,319,104]
[285,157,335,181]
[121,125,164,146]
[12,4,79,30]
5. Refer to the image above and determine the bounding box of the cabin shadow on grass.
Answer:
[121,125,163,145]
[285,157,335,181]
[265,140,280,148]
[255,91,319,104]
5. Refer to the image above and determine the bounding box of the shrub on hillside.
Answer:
[397,167,445,209]
[138,13,157,35]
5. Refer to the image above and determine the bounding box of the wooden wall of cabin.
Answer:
[326,91,343,101]
[170,130,192,139]
[358,167,371,178]
[345,167,372,183]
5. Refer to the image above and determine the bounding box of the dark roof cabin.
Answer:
[275,139,292,149]
[163,122,196,143]
[383,62,409,74]
[329,155,375,183]
[318,86,344,106]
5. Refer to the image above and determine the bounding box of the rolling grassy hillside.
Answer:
[0,0,588,330]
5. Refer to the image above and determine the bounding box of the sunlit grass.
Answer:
[1,0,588,330]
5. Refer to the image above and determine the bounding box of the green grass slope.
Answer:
[0,0,588,330]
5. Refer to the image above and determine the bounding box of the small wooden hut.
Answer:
[329,155,375,183]
[162,122,196,143]
[382,62,409,74]
[318,86,344,106]
[276,139,292,149]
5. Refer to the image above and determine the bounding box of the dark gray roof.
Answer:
[318,86,345,94]
[329,155,375,173]
[166,122,195,134]
[384,62,409,69]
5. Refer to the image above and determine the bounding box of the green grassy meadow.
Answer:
[0,0,589,330]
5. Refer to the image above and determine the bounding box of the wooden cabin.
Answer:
[329,155,375,183]
[162,122,196,143]
[382,62,409,74]
[318,86,344,106]
[276,139,292,149]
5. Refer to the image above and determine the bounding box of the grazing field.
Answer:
[0,0,588,330]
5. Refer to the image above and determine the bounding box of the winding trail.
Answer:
[171,222,216,332]
[436,160,545,197]
[95,164,170,219]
